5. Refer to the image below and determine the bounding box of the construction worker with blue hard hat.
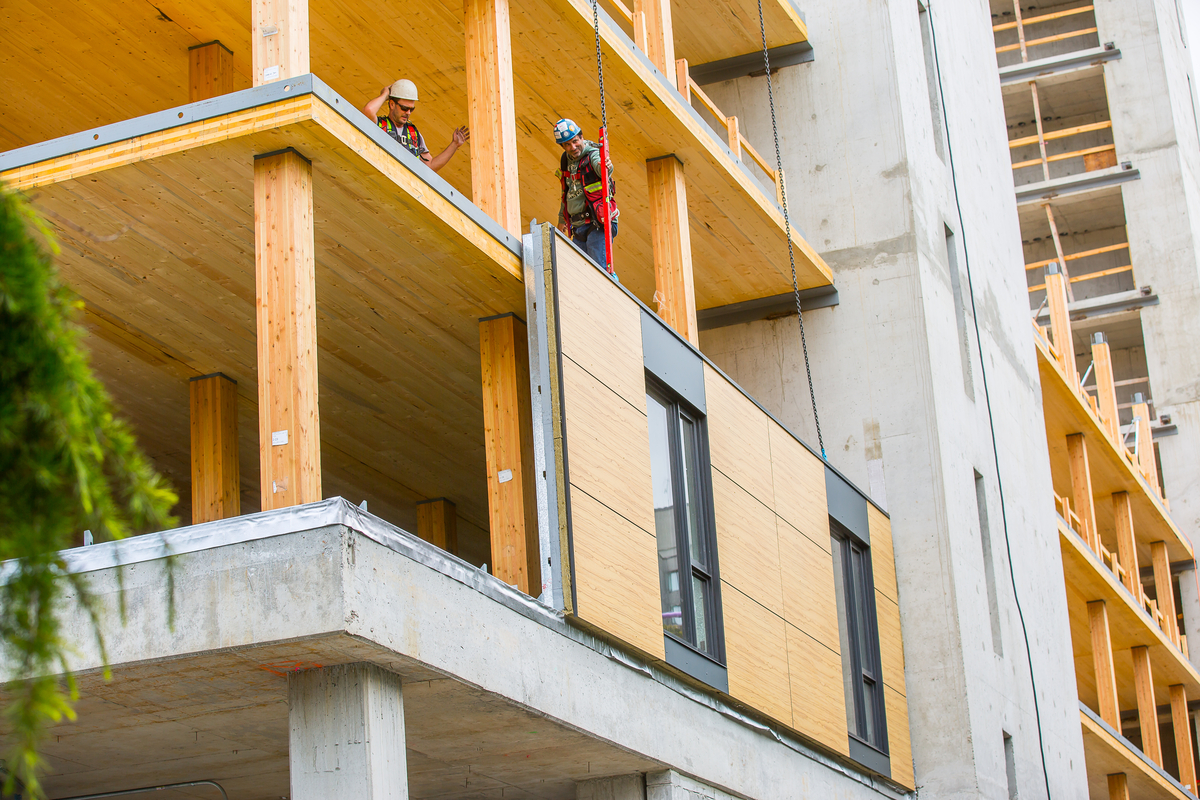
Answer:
[555,118,618,268]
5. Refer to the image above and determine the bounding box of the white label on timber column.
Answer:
[263,65,280,81]
[272,430,289,446]
[497,469,513,484]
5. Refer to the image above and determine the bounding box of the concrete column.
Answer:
[289,663,407,800]
[1179,566,1200,669]
[577,773,645,800]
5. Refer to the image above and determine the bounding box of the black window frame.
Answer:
[832,517,889,757]
[646,377,725,664]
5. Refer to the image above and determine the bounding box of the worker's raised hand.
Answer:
[378,86,392,98]
[452,126,471,147]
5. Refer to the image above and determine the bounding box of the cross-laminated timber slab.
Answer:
[3,0,834,312]
[3,499,908,800]
[0,77,526,542]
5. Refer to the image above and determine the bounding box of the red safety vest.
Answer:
[560,148,618,228]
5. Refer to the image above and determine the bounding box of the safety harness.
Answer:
[560,147,617,231]
[377,118,423,159]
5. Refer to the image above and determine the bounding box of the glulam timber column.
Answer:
[1107,774,1130,800]
[1171,685,1197,792]
[1151,541,1179,645]
[417,498,459,554]
[1092,333,1120,441]
[1088,600,1121,728]
[188,41,234,101]
[634,0,674,75]
[1066,433,1098,551]
[252,0,309,85]
[1132,394,1159,487]
[1113,492,1140,595]
[465,0,520,236]
[1045,262,1077,386]
[479,313,539,594]
[255,148,321,510]
[189,373,240,524]
[289,664,407,799]
[1132,645,1163,765]
[646,156,698,346]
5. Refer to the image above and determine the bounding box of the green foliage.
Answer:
[0,186,177,797]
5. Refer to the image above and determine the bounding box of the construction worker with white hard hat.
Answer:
[362,79,470,173]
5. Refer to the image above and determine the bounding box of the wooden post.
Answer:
[1092,333,1120,441]
[1106,774,1130,800]
[1045,262,1077,385]
[252,0,309,85]
[633,10,648,53]
[1011,0,1029,62]
[1113,492,1140,596]
[255,148,321,510]
[1171,685,1197,791]
[417,498,459,554]
[479,314,539,594]
[1089,600,1121,728]
[465,0,521,236]
[633,0,674,75]
[675,58,690,98]
[1066,434,1099,552]
[1132,645,1163,764]
[1132,395,1158,487]
[1029,82,1051,182]
[1044,204,1075,301]
[726,115,741,159]
[646,156,698,346]
[1151,542,1179,645]
[188,41,235,102]
[189,373,240,524]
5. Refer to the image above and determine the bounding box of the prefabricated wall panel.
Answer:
[537,227,910,781]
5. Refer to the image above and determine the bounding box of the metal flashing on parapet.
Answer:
[697,286,839,331]
[641,308,706,414]
[826,466,870,545]
[999,45,1122,85]
[1016,165,1140,205]
[689,41,815,86]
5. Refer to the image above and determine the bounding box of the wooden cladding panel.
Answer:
[786,624,849,756]
[885,686,915,789]
[561,358,654,534]
[712,470,783,617]
[723,585,792,726]
[554,245,645,407]
[769,421,828,548]
[876,593,906,697]
[868,504,898,603]
[778,517,839,653]
[570,489,665,660]
[703,366,773,504]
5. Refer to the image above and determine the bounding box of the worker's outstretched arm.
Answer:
[363,87,390,120]
[427,127,470,172]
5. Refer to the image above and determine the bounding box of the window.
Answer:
[975,470,1004,654]
[919,3,946,160]
[1004,730,1018,799]
[831,519,888,752]
[646,381,721,660]
[945,225,975,399]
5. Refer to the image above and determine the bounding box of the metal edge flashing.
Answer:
[826,467,870,545]
[999,46,1122,84]
[1015,166,1141,204]
[590,4,808,233]
[663,635,729,694]
[689,42,815,86]
[523,226,565,610]
[0,74,522,259]
[641,309,706,413]
[697,287,839,331]
[1080,702,1197,798]
[847,737,891,780]
[545,231,579,615]
[38,495,907,799]
[543,226,884,517]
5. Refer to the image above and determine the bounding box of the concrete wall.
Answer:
[697,1,1087,797]
[1095,0,1200,540]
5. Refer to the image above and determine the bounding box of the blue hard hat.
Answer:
[554,118,582,145]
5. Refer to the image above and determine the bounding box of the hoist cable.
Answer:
[591,0,607,129]
[756,0,825,459]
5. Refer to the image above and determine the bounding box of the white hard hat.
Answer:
[387,79,419,102]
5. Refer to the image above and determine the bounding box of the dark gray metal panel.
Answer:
[0,73,523,260]
[1015,167,1140,205]
[664,635,729,693]
[697,287,838,331]
[847,737,891,779]
[690,42,814,86]
[641,309,706,414]
[999,46,1121,84]
[826,466,869,545]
